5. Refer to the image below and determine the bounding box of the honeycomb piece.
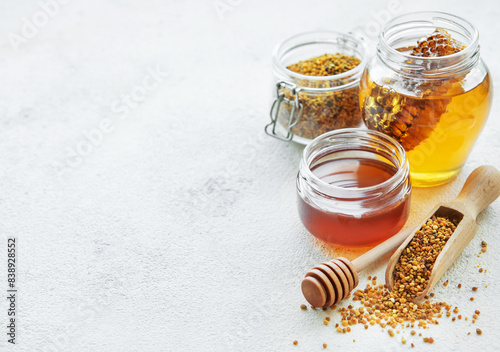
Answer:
[411,28,464,57]
[363,29,465,151]
[363,85,450,151]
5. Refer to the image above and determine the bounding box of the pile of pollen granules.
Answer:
[299,277,482,348]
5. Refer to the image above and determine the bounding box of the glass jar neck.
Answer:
[299,129,410,207]
[377,11,480,78]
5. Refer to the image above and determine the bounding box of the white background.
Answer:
[0,0,499,351]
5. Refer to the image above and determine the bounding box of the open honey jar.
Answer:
[297,129,412,247]
[360,12,492,187]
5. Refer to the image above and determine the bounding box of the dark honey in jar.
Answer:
[296,129,412,247]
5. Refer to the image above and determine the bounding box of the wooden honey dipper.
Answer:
[301,225,420,308]
[302,165,500,308]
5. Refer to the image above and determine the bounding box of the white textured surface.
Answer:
[0,1,499,351]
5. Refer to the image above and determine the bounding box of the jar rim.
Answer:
[301,128,409,196]
[272,30,368,89]
[378,11,480,77]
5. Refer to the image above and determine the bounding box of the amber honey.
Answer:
[360,73,492,186]
[298,157,410,247]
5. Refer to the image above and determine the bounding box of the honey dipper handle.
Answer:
[454,165,500,219]
[352,224,420,272]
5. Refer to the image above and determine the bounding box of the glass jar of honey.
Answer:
[360,12,493,187]
[297,129,412,247]
[265,30,368,144]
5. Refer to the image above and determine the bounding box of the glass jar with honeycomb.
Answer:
[359,12,492,187]
[265,30,368,144]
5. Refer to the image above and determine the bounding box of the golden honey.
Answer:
[360,73,492,186]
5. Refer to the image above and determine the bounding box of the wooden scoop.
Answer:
[385,165,500,302]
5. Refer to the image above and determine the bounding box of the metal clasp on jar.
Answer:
[265,81,303,141]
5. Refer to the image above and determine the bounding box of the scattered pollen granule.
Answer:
[480,241,487,254]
